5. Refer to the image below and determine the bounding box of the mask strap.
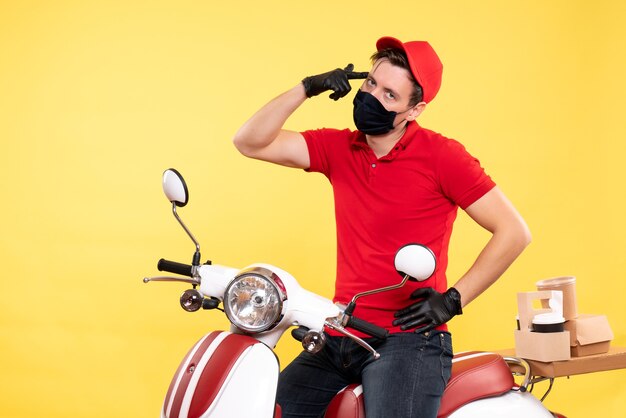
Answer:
[391,106,414,129]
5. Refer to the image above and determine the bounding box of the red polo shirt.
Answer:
[303,121,496,334]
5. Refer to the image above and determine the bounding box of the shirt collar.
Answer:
[350,121,421,159]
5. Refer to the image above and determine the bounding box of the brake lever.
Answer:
[325,318,380,359]
[143,276,201,285]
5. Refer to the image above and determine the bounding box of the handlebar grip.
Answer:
[346,316,389,340]
[157,259,193,277]
[291,326,310,342]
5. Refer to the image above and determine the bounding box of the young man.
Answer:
[233,36,531,418]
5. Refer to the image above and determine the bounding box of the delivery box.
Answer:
[565,314,614,357]
[514,291,571,362]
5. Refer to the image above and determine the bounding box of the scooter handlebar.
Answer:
[158,258,193,277]
[345,316,389,340]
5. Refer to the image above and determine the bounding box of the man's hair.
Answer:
[370,48,424,105]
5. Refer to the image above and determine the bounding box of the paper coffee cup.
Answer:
[532,312,565,333]
[536,276,578,320]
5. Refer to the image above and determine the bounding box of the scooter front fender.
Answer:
[162,331,280,418]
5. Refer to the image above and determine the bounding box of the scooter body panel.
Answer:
[162,331,279,418]
[447,390,554,418]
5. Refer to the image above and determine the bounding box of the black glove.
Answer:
[302,64,368,101]
[393,287,463,333]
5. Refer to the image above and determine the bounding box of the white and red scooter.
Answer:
[143,169,565,418]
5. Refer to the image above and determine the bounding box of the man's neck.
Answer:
[366,124,408,158]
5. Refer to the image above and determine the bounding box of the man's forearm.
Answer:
[452,223,531,308]
[233,83,307,156]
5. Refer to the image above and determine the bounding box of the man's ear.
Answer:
[406,102,427,121]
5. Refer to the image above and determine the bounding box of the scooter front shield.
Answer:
[162,331,280,418]
[448,390,555,418]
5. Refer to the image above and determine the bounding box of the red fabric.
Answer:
[303,122,495,335]
[376,37,443,103]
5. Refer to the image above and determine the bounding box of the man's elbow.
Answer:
[232,132,256,158]
[516,220,532,252]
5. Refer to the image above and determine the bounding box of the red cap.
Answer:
[376,36,443,103]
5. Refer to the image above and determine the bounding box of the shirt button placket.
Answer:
[369,161,377,179]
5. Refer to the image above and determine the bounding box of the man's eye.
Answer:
[366,78,376,87]
[385,91,395,100]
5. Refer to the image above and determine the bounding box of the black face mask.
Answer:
[353,90,405,135]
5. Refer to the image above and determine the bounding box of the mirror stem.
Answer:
[192,250,201,267]
[172,203,201,265]
[349,275,411,307]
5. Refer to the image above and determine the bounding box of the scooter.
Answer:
[143,168,566,418]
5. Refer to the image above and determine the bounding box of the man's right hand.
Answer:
[302,64,368,101]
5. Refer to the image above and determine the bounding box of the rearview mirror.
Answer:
[161,168,201,266]
[162,168,189,207]
[394,244,436,282]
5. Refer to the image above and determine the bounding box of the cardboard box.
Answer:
[514,291,571,362]
[565,314,614,357]
[514,329,571,362]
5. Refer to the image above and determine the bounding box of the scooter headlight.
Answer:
[224,267,286,333]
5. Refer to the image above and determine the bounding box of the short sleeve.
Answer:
[302,129,330,176]
[436,139,496,209]
[301,128,354,178]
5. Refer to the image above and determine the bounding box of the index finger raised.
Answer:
[346,71,369,80]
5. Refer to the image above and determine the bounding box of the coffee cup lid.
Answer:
[532,312,565,325]
[536,276,576,288]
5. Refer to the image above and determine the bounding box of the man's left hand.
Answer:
[302,64,368,100]
[393,287,463,333]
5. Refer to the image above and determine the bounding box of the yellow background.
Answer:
[1,1,625,416]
